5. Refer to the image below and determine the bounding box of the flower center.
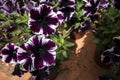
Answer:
[38,17,46,26]
[13,51,16,54]
[34,48,46,57]
[38,19,42,23]
[38,48,45,55]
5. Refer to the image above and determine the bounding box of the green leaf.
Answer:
[11,29,22,36]
[62,51,68,58]
[75,22,80,29]
[64,41,74,47]
[59,34,65,44]
[16,12,28,24]
[102,39,110,45]
[93,38,100,44]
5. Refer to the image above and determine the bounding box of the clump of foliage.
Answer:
[0,0,120,80]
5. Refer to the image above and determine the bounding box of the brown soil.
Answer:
[55,31,105,80]
[0,31,105,80]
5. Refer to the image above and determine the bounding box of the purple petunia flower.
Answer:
[99,0,109,8]
[101,46,120,65]
[53,7,64,24]
[83,0,109,17]
[83,0,100,17]
[28,4,59,36]
[60,7,75,21]
[101,48,113,64]
[40,0,53,3]
[0,43,19,63]
[56,11,64,24]
[101,36,120,65]
[0,0,5,12]
[59,0,75,21]
[17,35,57,71]
[113,36,120,47]
[40,0,61,4]
[39,0,75,22]
[1,0,19,15]
[22,0,38,12]
[78,20,95,32]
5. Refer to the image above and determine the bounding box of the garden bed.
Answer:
[0,0,120,80]
[0,31,105,80]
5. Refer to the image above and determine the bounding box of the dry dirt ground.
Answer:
[0,31,105,80]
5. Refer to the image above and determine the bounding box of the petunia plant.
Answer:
[1,0,120,80]
[0,0,75,80]
[78,0,120,79]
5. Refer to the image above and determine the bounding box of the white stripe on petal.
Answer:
[2,55,8,62]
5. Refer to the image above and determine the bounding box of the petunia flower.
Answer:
[39,0,75,21]
[103,36,120,65]
[28,4,59,36]
[17,35,57,71]
[83,0,109,17]
[0,0,5,12]
[99,0,109,8]
[22,0,38,12]
[101,49,112,64]
[1,0,20,15]
[60,6,75,21]
[101,46,120,65]
[78,20,95,32]
[30,67,49,80]
[113,36,120,47]
[53,7,64,24]
[56,11,64,24]
[0,43,19,63]
[59,0,75,21]
[40,0,61,4]
[83,0,100,17]
[40,0,53,3]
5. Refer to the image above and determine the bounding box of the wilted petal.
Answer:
[31,67,49,80]
[12,64,27,77]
